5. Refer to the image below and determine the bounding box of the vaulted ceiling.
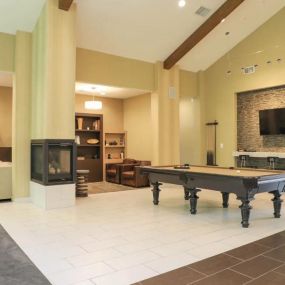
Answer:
[0,0,285,72]
[75,0,285,72]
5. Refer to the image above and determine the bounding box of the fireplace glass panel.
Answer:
[31,140,76,185]
[48,144,72,182]
[31,144,43,182]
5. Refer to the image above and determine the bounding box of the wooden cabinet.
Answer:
[75,113,103,182]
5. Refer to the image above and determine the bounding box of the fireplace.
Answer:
[31,139,76,185]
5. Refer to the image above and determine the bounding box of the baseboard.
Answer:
[12,197,32,203]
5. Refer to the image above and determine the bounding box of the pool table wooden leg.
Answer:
[239,199,252,228]
[271,190,283,218]
[189,188,201,214]
[151,182,162,205]
[184,187,190,200]
[221,192,229,208]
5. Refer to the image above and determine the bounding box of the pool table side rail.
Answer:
[140,165,285,178]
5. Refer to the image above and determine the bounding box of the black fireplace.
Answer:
[31,139,76,185]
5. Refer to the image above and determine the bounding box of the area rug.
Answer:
[88,181,137,194]
[0,225,51,285]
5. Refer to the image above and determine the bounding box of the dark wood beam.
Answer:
[59,0,74,11]
[163,0,246,69]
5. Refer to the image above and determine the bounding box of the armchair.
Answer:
[106,158,138,184]
[120,160,151,188]
[106,163,121,184]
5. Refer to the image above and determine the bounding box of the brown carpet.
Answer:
[88,181,135,194]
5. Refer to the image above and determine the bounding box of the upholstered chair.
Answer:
[120,160,151,188]
[106,158,138,184]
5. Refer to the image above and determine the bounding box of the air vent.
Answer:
[242,65,256,75]
[195,6,211,17]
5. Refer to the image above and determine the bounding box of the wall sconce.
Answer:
[84,100,102,110]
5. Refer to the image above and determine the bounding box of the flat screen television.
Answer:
[259,108,285,135]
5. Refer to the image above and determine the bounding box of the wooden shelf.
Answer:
[105,145,125,148]
[76,129,100,133]
[77,158,101,161]
[77,144,100,147]
[105,159,123,164]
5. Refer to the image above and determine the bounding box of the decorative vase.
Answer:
[77,117,83,130]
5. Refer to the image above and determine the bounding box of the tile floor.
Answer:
[137,230,285,284]
[0,184,285,285]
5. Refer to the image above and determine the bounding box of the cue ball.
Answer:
[236,170,241,173]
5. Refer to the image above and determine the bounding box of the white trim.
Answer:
[233,151,285,158]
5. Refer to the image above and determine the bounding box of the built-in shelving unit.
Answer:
[104,132,127,164]
[103,132,127,180]
[75,113,103,182]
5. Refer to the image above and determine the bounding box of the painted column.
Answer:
[12,31,32,199]
[31,0,76,139]
[151,62,180,165]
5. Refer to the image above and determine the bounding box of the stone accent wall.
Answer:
[237,86,285,152]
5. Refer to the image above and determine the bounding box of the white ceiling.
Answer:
[180,0,285,71]
[0,0,284,72]
[0,72,13,87]
[75,82,149,99]
[0,0,45,34]
[76,0,285,72]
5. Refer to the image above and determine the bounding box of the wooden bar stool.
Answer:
[267,157,278,170]
[76,170,90,197]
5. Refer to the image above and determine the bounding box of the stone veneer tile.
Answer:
[237,86,285,152]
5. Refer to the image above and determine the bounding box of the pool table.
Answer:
[140,165,285,228]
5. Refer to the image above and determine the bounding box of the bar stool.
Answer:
[267,157,278,170]
[239,155,250,168]
[76,170,90,197]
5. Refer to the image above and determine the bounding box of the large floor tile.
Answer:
[191,269,251,285]
[231,255,282,278]
[189,254,240,275]
[91,265,157,285]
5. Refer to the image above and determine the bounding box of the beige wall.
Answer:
[75,94,124,133]
[123,94,152,161]
[76,48,155,91]
[202,7,285,166]
[0,87,12,147]
[0,33,15,72]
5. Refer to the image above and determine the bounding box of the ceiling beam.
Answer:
[58,0,74,11]
[163,0,246,70]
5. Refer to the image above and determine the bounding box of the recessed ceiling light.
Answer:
[221,18,226,23]
[75,83,108,95]
[178,0,186,8]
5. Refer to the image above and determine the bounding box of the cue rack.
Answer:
[206,120,218,166]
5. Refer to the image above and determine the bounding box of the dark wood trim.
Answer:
[0,147,12,162]
[58,0,73,11]
[163,0,245,69]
